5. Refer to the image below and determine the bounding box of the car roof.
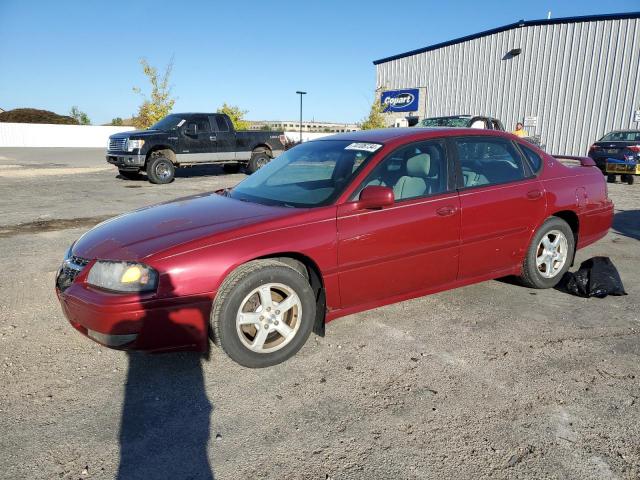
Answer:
[603,129,640,134]
[313,127,513,143]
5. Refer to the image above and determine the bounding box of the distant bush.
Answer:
[0,108,79,125]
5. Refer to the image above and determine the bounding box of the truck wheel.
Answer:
[607,174,616,183]
[118,169,140,180]
[223,163,241,174]
[146,156,175,184]
[247,150,271,174]
[623,174,635,185]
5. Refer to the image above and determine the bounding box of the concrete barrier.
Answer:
[0,123,135,148]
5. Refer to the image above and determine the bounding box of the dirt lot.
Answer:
[0,148,638,480]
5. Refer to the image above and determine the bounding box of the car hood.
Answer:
[110,129,160,139]
[72,193,290,261]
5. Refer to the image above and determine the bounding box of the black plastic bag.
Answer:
[559,257,627,298]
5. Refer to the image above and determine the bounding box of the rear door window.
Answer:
[215,115,230,132]
[454,137,527,188]
[519,144,543,173]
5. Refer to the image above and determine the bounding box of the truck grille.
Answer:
[108,138,127,151]
[56,256,90,292]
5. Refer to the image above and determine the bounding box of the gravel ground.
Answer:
[0,148,638,480]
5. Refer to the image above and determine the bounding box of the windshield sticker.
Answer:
[177,119,186,127]
[344,142,382,152]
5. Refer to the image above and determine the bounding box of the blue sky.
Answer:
[0,0,638,125]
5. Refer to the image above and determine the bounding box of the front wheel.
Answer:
[520,217,575,289]
[607,174,617,183]
[146,156,175,184]
[210,260,316,368]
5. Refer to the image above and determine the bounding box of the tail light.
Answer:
[588,144,601,152]
[627,145,640,153]
[278,134,287,144]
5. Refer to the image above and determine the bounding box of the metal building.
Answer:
[373,12,640,155]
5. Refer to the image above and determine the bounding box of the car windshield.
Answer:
[418,116,471,128]
[229,140,381,207]
[600,131,640,142]
[150,114,184,131]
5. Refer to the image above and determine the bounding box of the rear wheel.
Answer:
[118,169,140,180]
[520,217,574,289]
[607,174,617,183]
[247,150,271,174]
[146,156,175,184]
[623,174,635,185]
[210,260,315,368]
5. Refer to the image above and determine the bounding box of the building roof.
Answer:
[373,11,640,65]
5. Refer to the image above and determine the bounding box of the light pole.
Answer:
[296,91,306,143]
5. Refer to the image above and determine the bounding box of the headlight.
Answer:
[127,139,145,151]
[87,261,158,292]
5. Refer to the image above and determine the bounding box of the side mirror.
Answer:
[358,185,394,209]
[184,123,197,136]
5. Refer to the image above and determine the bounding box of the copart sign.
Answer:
[380,89,419,112]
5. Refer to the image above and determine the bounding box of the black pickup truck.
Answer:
[106,113,286,183]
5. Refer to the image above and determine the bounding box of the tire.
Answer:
[247,150,271,174]
[223,163,241,174]
[607,174,617,183]
[146,156,175,184]
[624,174,635,185]
[118,169,140,180]
[210,259,316,368]
[520,217,575,289]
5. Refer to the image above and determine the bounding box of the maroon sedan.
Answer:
[56,128,613,367]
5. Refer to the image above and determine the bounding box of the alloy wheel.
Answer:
[235,282,302,353]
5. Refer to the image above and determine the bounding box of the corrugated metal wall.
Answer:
[376,18,640,155]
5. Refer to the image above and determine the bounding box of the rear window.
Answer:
[600,131,640,142]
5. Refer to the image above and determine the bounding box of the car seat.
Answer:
[393,153,437,200]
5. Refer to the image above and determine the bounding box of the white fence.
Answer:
[283,131,332,143]
[0,123,335,148]
[0,123,135,148]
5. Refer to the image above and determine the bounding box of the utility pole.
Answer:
[296,91,307,143]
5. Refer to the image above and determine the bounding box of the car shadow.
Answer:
[118,351,214,480]
[116,164,246,182]
[115,276,215,480]
[612,209,640,240]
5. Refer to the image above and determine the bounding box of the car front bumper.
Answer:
[106,152,145,170]
[56,272,213,353]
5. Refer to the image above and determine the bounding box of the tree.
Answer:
[111,117,124,126]
[360,91,386,130]
[69,106,91,125]
[217,103,250,130]
[132,57,176,129]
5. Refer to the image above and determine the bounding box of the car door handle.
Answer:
[436,205,457,216]
[527,189,543,200]
[209,135,217,141]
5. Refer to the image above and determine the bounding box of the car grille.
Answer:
[56,255,90,292]
[108,138,127,151]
